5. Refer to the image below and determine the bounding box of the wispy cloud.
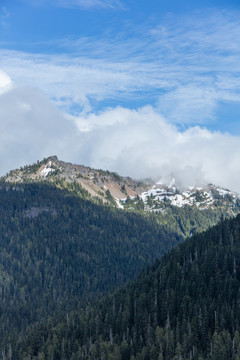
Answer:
[1,9,240,125]
[22,0,125,10]
[2,8,240,191]
[59,0,125,10]
[0,7,10,30]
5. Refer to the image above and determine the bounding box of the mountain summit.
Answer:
[3,156,240,237]
[3,156,240,212]
[3,155,149,202]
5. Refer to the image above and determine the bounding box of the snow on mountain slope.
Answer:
[2,156,240,215]
[119,178,240,215]
[39,161,56,177]
[137,183,238,210]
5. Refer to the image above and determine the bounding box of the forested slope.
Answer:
[14,214,240,360]
[0,182,180,349]
[4,156,240,239]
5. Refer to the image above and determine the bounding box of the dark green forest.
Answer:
[13,214,240,360]
[0,182,180,350]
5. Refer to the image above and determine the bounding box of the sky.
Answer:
[1,0,240,191]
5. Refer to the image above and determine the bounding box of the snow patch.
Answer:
[138,183,224,209]
[115,198,124,209]
[216,187,236,198]
[40,162,55,177]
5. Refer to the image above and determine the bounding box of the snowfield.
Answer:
[122,183,239,210]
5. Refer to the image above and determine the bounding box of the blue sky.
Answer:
[1,0,240,190]
[1,0,240,130]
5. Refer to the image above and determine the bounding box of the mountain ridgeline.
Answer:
[3,156,240,238]
[14,214,240,360]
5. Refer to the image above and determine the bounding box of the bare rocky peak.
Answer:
[3,156,151,204]
[2,156,239,213]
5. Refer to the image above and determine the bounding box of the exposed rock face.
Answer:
[3,156,240,215]
[3,156,151,204]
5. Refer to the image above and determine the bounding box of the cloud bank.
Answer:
[1,10,240,192]
[0,77,77,172]
[73,106,240,192]
[1,73,240,193]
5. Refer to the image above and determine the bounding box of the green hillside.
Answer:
[14,214,240,360]
[0,181,180,349]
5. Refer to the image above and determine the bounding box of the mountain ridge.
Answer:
[2,155,151,203]
[3,156,240,240]
[1,157,240,358]
[3,155,240,214]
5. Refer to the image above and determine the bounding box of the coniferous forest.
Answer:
[12,214,240,360]
[1,180,240,359]
[2,0,240,357]
[0,182,180,353]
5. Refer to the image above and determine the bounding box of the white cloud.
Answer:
[22,0,124,9]
[0,49,139,113]
[1,10,240,192]
[0,70,12,94]
[0,7,10,30]
[0,84,78,173]
[1,79,240,193]
[157,85,240,124]
[58,0,125,9]
[1,10,240,126]
[72,106,240,193]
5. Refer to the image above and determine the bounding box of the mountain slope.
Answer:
[3,156,240,237]
[14,214,240,360]
[0,181,180,349]
[3,155,150,201]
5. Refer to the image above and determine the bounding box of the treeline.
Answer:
[0,182,180,349]
[12,214,240,359]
